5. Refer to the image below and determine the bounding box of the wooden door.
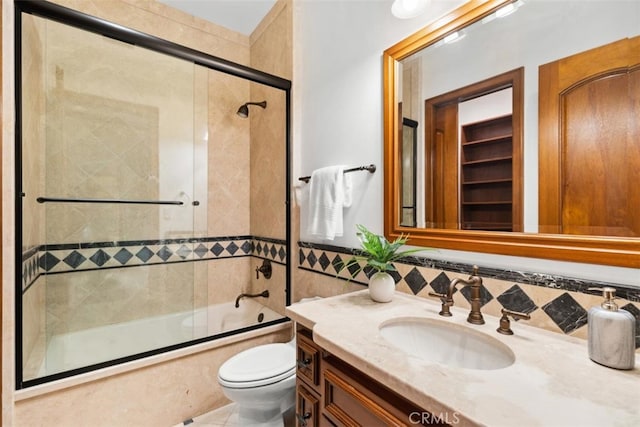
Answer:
[539,36,640,236]
[426,103,459,229]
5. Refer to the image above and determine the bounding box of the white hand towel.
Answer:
[307,165,352,240]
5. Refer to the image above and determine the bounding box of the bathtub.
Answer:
[37,299,283,379]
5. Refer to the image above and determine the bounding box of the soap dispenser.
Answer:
[588,287,635,370]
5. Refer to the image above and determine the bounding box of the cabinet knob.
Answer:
[296,411,311,426]
[297,358,311,369]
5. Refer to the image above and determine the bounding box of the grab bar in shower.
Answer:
[36,197,184,206]
[298,164,376,183]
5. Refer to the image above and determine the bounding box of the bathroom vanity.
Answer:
[286,291,640,426]
[295,325,446,426]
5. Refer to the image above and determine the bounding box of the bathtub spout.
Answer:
[235,290,269,308]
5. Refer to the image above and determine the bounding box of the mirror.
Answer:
[383,0,640,267]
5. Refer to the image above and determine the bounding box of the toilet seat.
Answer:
[218,343,296,389]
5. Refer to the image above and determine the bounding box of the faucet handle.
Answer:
[428,291,446,300]
[428,292,453,317]
[496,308,531,335]
[256,259,272,279]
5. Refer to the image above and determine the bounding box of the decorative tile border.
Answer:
[298,241,640,348]
[22,246,40,292]
[22,235,287,292]
[253,237,287,265]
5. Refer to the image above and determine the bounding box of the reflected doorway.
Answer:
[424,68,523,231]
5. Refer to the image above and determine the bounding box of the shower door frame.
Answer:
[14,0,292,389]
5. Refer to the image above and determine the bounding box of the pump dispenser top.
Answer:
[599,287,618,310]
[588,287,635,370]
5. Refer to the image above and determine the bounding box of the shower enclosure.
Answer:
[15,1,290,388]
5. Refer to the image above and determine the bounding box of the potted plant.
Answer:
[343,224,423,302]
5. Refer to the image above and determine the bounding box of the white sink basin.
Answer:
[379,317,515,370]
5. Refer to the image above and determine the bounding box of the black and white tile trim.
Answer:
[22,235,288,292]
[22,246,40,292]
[298,241,640,347]
[253,237,287,265]
[297,241,640,302]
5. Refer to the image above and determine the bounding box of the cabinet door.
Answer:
[297,329,321,389]
[297,382,321,427]
[323,368,400,426]
[322,358,448,427]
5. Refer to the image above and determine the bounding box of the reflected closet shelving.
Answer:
[460,114,514,231]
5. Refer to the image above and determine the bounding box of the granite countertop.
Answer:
[285,290,640,427]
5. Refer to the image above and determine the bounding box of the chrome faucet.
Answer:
[428,265,485,325]
[235,290,269,308]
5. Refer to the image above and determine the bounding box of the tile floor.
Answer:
[179,403,295,427]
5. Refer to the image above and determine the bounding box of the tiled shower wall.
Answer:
[19,0,291,383]
[21,236,287,379]
[297,242,640,350]
[248,0,292,318]
[21,13,47,367]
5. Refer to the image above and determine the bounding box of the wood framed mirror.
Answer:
[383,0,640,267]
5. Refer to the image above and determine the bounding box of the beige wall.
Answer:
[15,326,291,427]
[248,1,292,316]
[249,0,291,241]
[54,0,250,66]
[207,69,251,237]
[20,15,46,253]
[205,66,252,311]
[19,15,47,385]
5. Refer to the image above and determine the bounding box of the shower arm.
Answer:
[235,290,270,308]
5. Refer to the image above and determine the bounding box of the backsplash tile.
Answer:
[429,272,452,295]
[459,284,493,307]
[619,304,640,348]
[496,284,538,314]
[298,241,640,349]
[541,293,589,334]
[404,267,428,295]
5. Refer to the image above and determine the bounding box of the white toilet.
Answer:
[218,298,322,426]
[217,339,297,427]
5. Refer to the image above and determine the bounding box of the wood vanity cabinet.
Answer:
[296,326,323,427]
[295,325,448,427]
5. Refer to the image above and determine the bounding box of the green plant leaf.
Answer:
[351,224,428,273]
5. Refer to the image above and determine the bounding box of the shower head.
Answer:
[236,100,267,118]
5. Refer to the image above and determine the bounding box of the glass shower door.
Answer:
[20,13,207,382]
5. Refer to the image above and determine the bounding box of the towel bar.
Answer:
[298,164,376,183]
[36,197,184,205]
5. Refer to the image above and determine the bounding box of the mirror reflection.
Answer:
[400,117,418,227]
[395,0,639,237]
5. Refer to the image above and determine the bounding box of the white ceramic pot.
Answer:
[368,272,395,303]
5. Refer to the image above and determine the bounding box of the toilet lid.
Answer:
[218,343,296,389]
